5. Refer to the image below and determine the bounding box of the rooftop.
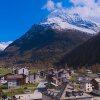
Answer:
[61,85,93,100]
[5,74,24,80]
[42,83,67,99]
[43,84,93,100]
[94,78,100,83]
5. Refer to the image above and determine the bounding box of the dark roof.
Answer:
[65,91,84,97]
[79,79,91,83]
[42,83,67,100]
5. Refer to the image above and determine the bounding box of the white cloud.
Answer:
[56,2,62,8]
[42,0,62,11]
[42,0,55,11]
[70,0,96,7]
[0,41,12,51]
[70,0,86,6]
[69,0,100,23]
[42,0,100,23]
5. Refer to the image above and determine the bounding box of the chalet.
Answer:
[14,68,29,76]
[13,68,30,83]
[91,78,100,90]
[46,68,70,86]
[79,80,93,93]
[91,78,100,95]
[4,73,25,88]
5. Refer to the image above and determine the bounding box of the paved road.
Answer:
[93,97,100,100]
[32,81,47,99]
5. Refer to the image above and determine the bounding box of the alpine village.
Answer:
[0,1,100,100]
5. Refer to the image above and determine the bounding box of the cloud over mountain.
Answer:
[42,0,100,23]
[42,0,62,11]
[69,0,100,23]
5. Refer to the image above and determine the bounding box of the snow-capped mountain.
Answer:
[0,41,12,51]
[40,9,100,34]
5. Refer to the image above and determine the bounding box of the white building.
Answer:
[5,74,25,88]
[80,80,93,93]
[14,68,30,83]
[15,68,29,76]
[86,70,93,74]
[91,78,100,95]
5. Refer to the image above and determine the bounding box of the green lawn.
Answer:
[3,88,25,97]
[0,68,12,75]
[30,68,38,74]
[70,73,78,81]
[0,67,43,75]
[2,83,38,97]
[0,68,38,75]
[30,67,45,74]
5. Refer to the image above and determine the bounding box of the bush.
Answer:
[0,85,8,89]
[24,87,27,89]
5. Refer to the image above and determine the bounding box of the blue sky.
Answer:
[0,0,47,41]
[0,0,100,42]
[0,0,71,42]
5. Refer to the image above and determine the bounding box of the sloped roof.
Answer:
[5,74,24,80]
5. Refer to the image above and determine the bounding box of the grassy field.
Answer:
[30,67,46,74]
[30,68,39,74]
[2,83,38,97]
[70,73,78,81]
[0,67,42,75]
[0,68,12,75]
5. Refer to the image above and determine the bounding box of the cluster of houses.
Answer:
[41,68,93,100]
[1,67,100,100]
[0,67,39,89]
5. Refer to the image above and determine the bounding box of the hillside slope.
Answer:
[58,32,100,67]
[0,25,91,67]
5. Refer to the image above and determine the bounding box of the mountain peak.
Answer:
[0,41,12,51]
[40,9,100,34]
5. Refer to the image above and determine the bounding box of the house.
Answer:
[57,69,71,79]
[42,82,67,100]
[91,78,100,90]
[14,68,30,83]
[79,80,93,93]
[86,70,93,74]
[28,73,37,83]
[4,73,25,88]
[14,68,29,76]
[28,72,44,83]
[91,78,100,95]
[46,68,70,86]
[39,71,46,78]
[77,76,89,81]
[42,84,93,100]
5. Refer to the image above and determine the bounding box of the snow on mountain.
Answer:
[40,9,100,34]
[0,41,12,51]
